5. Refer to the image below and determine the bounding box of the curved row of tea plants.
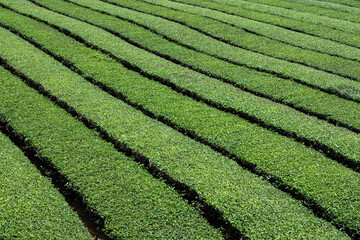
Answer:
[2,0,360,238]
[0,26,350,239]
[0,8,360,237]
[204,0,360,33]
[0,57,224,239]
[128,0,360,62]
[320,0,360,8]
[0,126,91,240]
[8,0,360,132]
[63,0,360,91]
[153,0,360,49]
[1,5,360,178]
[234,0,360,22]
[7,1,360,129]
[67,0,360,82]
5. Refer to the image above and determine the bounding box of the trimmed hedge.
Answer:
[57,0,360,100]
[0,128,91,240]
[320,0,360,8]
[1,6,360,179]
[9,0,360,131]
[0,27,351,239]
[65,0,360,83]
[8,0,360,130]
[0,62,223,239]
[235,0,360,23]
[145,0,360,50]
[0,13,359,237]
[205,0,360,34]
[5,2,360,127]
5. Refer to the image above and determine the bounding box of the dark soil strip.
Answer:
[41,0,360,105]
[2,9,360,173]
[208,0,360,25]
[1,19,359,239]
[0,115,110,240]
[317,0,360,10]
[134,0,360,63]
[97,0,360,82]
[252,0,360,15]
[6,13,360,170]
[168,0,360,49]
[6,1,359,238]
[7,2,360,134]
[1,52,357,239]
[0,57,245,240]
[204,0,360,33]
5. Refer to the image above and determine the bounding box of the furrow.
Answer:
[70,0,360,83]
[19,1,360,115]
[3,2,359,136]
[235,0,360,23]
[281,0,360,14]
[317,0,360,9]
[2,3,360,165]
[23,0,360,133]
[85,0,360,102]
[100,0,360,82]
[2,4,356,237]
[2,22,360,175]
[204,0,360,34]
[0,57,229,240]
[0,39,349,240]
[167,0,360,49]
[0,117,110,240]
[137,0,360,63]
[0,31,352,239]
[0,123,92,240]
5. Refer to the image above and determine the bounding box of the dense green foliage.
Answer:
[59,0,360,99]
[0,60,223,239]
[1,0,359,238]
[7,0,360,131]
[0,23,351,239]
[164,0,360,49]
[230,0,360,23]
[205,0,360,33]
[320,0,360,8]
[70,0,360,81]
[8,1,360,162]
[0,3,359,186]
[0,130,91,240]
[28,0,360,117]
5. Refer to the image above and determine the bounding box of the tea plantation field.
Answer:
[0,0,359,239]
